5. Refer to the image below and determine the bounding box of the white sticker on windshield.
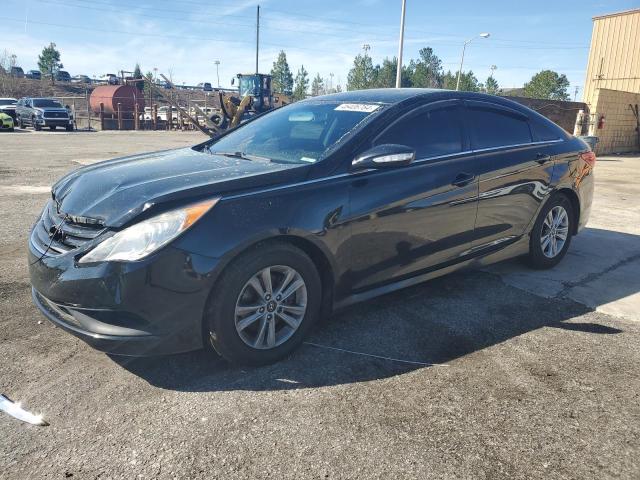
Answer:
[300,157,316,163]
[334,103,380,113]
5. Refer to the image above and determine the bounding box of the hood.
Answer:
[53,147,307,227]
[36,107,68,114]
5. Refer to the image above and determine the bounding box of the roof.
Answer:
[310,88,443,104]
[593,8,640,20]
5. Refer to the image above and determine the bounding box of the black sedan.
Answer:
[29,89,595,365]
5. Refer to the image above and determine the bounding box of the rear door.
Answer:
[346,100,479,292]
[464,100,556,252]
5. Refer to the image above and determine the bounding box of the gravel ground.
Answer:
[1,131,639,479]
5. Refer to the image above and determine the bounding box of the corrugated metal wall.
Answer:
[583,9,640,107]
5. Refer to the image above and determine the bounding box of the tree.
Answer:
[523,70,570,100]
[38,42,63,85]
[347,52,375,90]
[292,65,309,101]
[442,70,481,92]
[133,63,143,92]
[484,76,499,95]
[410,47,443,88]
[311,73,324,96]
[270,50,294,96]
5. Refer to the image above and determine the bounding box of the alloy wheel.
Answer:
[540,205,569,258]
[234,265,307,350]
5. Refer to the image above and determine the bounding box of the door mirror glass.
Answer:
[352,144,415,170]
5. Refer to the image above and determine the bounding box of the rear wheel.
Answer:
[527,194,574,269]
[205,243,321,365]
[50,125,56,131]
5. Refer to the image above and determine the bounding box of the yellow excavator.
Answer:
[214,73,275,129]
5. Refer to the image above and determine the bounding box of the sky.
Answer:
[2,0,638,99]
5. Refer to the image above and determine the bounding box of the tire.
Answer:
[50,126,56,130]
[66,125,74,132]
[8,127,14,132]
[205,242,322,365]
[33,117,41,131]
[527,194,574,269]
[17,116,24,128]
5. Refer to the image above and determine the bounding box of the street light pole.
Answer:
[456,32,490,91]
[214,60,220,88]
[395,0,407,88]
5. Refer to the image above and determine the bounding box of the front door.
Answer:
[346,101,479,292]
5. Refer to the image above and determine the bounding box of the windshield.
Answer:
[208,102,383,164]
[0,99,16,106]
[33,99,63,108]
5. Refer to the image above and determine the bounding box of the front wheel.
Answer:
[33,117,41,131]
[205,243,321,365]
[527,194,574,269]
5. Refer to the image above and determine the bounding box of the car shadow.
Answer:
[112,267,622,393]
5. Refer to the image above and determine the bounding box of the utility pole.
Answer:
[395,0,407,88]
[574,86,579,101]
[255,5,260,75]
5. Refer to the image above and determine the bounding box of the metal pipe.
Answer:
[395,0,407,88]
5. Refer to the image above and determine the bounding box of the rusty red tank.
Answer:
[89,85,144,116]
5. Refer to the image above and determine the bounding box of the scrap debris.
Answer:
[0,394,48,426]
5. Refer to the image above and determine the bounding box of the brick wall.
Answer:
[501,96,588,134]
[590,88,640,155]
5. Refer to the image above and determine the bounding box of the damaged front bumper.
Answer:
[28,236,221,356]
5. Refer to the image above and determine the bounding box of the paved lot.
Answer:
[1,131,639,479]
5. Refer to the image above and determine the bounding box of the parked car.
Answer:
[16,97,74,131]
[26,70,42,80]
[201,82,213,92]
[0,98,17,120]
[0,111,14,131]
[71,75,91,84]
[55,70,71,82]
[28,89,595,365]
[10,66,24,78]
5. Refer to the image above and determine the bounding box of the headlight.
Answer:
[36,111,43,117]
[79,198,219,263]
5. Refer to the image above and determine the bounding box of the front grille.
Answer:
[43,111,68,119]
[31,201,105,256]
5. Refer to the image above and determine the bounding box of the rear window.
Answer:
[468,106,532,149]
[530,117,565,142]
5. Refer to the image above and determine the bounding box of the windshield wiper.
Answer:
[210,151,271,163]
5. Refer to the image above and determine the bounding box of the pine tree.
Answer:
[38,42,63,85]
[292,65,309,101]
[270,50,294,96]
[347,53,375,90]
[311,73,324,96]
[133,63,143,92]
[484,76,499,95]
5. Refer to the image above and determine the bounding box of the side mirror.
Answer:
[352,144,415,170]
[231,78,235,86]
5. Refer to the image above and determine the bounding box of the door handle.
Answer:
[536,153,552,164]
[451,172,476,187]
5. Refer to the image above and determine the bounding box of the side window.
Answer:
[468,106,532,149]
[375,106,463,159]
[530,117,565,142]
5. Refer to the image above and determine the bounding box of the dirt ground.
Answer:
[1,130,639,479]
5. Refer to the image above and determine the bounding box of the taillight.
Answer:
[580,151,596,168]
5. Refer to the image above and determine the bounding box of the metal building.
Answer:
[582,8,640,154]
